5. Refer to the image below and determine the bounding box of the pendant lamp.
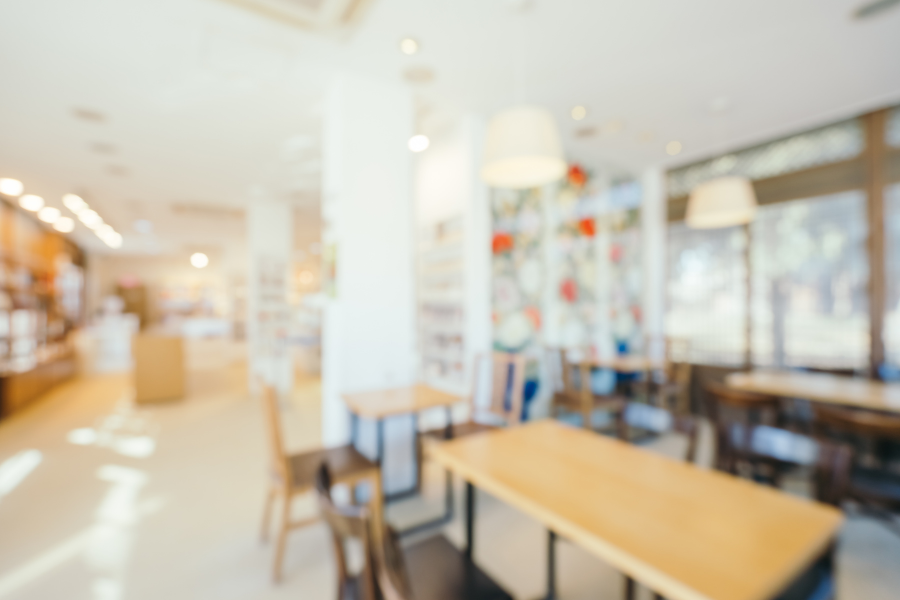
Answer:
[685,176,757,229]
[482,105,566,190]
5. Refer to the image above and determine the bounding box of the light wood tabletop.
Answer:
[726,370,900,415]
[588,355,664,372]
[342,384,465,419]
[427,420,842,600]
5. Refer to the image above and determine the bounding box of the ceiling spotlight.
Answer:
[38,207,61,223]
[96,224,114,237]
[78,209,103,228]
[54,217,75,233]
[63,194,88,213]
[0,178,24,197]
[19,195,44,212]
[408,134,430,152]
[103,232,123,249]
[571,106,587,121]
[190,252,209,269]
[400,38,419,55]
[666,141,683,156]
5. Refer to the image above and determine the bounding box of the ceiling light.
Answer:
[38,207,61,223]
[666,141,683,156]
[19,195,44,212]
[54,217,75,233]
[96,224,114,237]
[63,194,88,213]
[408,135,430,152]
[103,232,123,249]
[686,176,757,229]
[133,219,153,234]
[571,106,587,121]
[400,38,419,55]
[0,178,24,197]
[191,252,209,269]
[482,106,566,189]
[78,209,103,228]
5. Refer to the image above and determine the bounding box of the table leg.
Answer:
[545,529,557,600]
[465,481,475,560]
[376,418,384,466]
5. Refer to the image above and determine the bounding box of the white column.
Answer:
[321,74,416,493]
[641,167,667,359]
[247,188,294,395]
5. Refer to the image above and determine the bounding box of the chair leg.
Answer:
[273,491,291,583]
[260,487,276,543]
[624,575,636,600]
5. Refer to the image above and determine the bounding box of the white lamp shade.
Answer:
[686,176,757,229]
[482,105,566,189]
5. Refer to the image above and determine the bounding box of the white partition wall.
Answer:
[321,74,416,493]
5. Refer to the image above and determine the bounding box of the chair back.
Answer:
[621,402,699,463]
[814,404,900,440]
[705,382,780,423]
[472,352,527,425]
[316,464,413,600]
[720,423,852,506]
[259,383,291,486]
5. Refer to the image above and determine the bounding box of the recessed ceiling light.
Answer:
[63,194,88,213]
[133,219,153,234]
[400,38,419,55]
[78,209,103,228]
[191,252,209,268]
[408,135,429,152]
[54,217,75,233]
[0,178,24,197]
[72,107,106,123]
[571,106,587,121]
[19,195,44,212]
[103,232,123,249]
[666,141,683,156]
[38,207,61,223]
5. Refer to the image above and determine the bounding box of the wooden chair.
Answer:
[315,464,513,600]
[814,405,900,517]
[652,338,693,414]
[547,347,625,432]
[705,382,781,471]
[258,383,381,583]
[618,401,699,463]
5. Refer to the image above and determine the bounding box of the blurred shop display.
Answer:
[0,200,84,419]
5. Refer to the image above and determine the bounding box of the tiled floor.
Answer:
[1,345,899,600]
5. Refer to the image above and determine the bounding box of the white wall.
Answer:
[321,74,416,493]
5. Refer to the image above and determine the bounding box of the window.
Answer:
[886,183,900,367]
[751,191,869,370]
[666,223,747,366]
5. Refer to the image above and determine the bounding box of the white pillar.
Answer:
[247,188,294,395]
[321,74,416,493]
[641,167,667,359]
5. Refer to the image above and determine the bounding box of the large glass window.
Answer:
[750,191,869,370]
[886,183,900,368]
[666,223,747,366]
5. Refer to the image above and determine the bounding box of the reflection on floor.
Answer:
[1,350,899,600]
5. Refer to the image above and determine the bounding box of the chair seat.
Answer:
[404,535,513,600]
[421,420,498,441]
[289,445,376,490]
[850,467,900,508]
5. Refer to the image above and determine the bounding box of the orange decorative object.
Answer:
[523,306,542,330]
[578,217,596,237]
[560,278,578,303]
[568,164,587,188]
[492,232,514,254]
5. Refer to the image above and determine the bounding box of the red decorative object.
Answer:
[560,278,578,303]
[577,217,596,237]
[492,232,514,254]
[567,164,587,188]
[523,306,542,330]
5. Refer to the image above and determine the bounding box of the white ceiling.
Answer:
[0,0,898,256]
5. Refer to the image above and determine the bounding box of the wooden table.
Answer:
[343,384,464,508]
[588,355,664,373]
[428,420,843,600]
[726,370,900,415]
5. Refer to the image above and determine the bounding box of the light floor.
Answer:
[1,346,899,600]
